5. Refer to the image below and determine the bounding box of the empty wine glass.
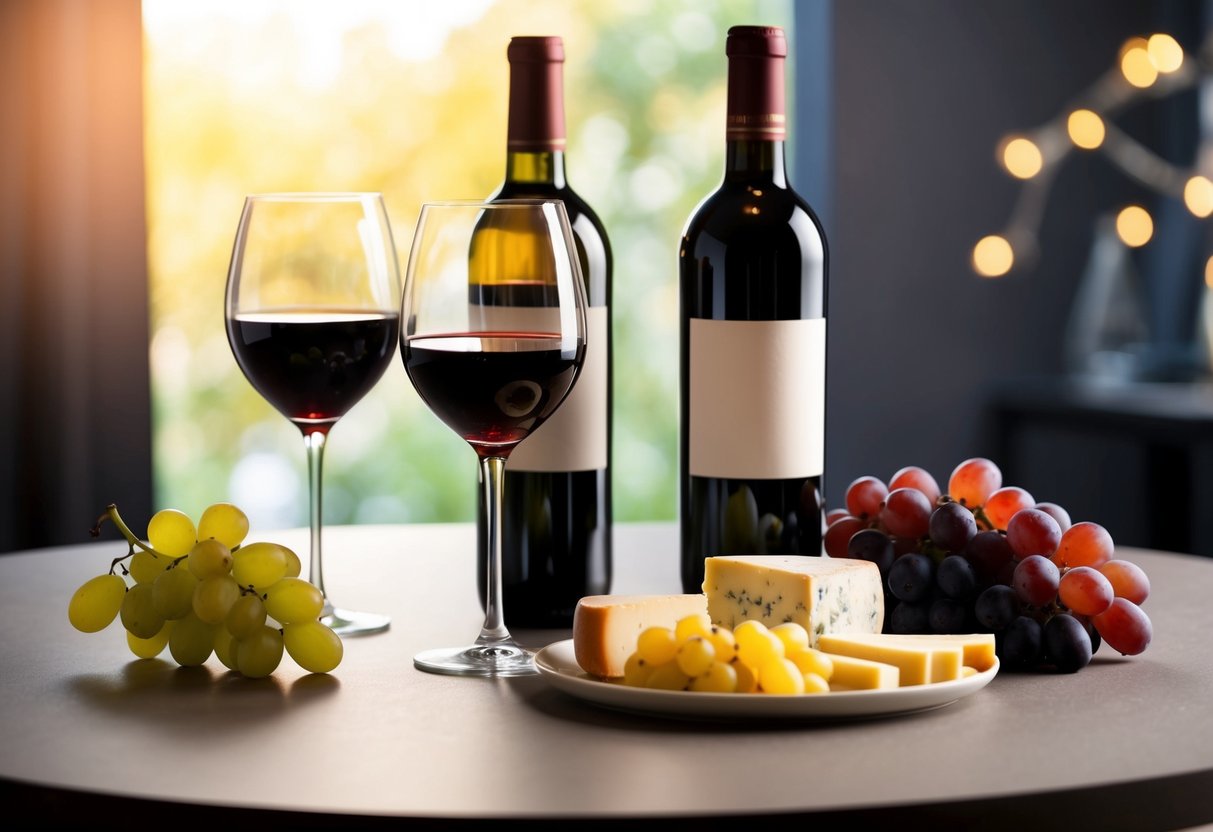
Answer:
[401,200,587,676]
[225,193,401,636]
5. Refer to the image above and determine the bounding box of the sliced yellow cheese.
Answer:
[870,633,997,673]
[827,654,900,690]
[817,633,964,685]
[703,556,884,646]
[572,594,708,678]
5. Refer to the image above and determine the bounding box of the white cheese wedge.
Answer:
[572,594,709,678]
[827,654,900,690]
[817,633,965,685]
[703,555,884,646]
[866,633,997,673]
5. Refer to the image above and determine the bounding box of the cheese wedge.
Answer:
[869,633,997,673]
[817,633,964,685]
[572,594,709,678]
[703,555,884,646]
[827,654,900,690]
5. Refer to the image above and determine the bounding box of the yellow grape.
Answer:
[674,636,716,677]
[68,574,127,633]
[731,658,758,693]
[146,509,197,557]
[635,626,679,665]
[622,652,653,687]
[225,594,267,639]
[787,647,834,680]
[152,565,198,620]
[644,663,691,691]
[168,612,216,666]
[193,575,240,624]
[120,583,165,639]
[196,502,249,549]
[213,627,240,671]
[187,539,233,580]
[736,622,783,669]
[281,545,302,579]
[237,625,284,678]
[129,551,168,584]
[231,542,288,590]
[283,621,343,674]
[690,661,737,692]
[673,613,713,644]
[706,625,738,663]
[262,577,324,624]
[771,622,810,652]
[127,623,171,659]
[802,672,830,694]
[758,657,806,694]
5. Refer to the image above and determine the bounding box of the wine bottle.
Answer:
[474,35,612,627]
[679,25,828,593]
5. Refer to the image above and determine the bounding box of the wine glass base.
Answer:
[322,607,390,637]
[414,642,537,677]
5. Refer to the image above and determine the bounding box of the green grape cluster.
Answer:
[69,503,343,677]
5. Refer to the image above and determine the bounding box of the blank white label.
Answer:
[689,317,825,480]
[500,305,608,473]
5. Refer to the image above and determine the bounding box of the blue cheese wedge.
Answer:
[703,556,884,646]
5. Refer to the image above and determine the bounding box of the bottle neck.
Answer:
[724,140,787,185]
[504,149,567,188]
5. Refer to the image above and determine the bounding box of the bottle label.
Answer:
[469,304,608,472]
[688,317,824,479]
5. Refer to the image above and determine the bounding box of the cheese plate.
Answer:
[534,639,998,721]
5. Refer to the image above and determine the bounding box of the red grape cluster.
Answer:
[826,458,1152,673]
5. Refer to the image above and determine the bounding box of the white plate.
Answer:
[534,639,999,721]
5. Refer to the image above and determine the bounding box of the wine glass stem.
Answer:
[478,454,512,644]
[303,429,331,610]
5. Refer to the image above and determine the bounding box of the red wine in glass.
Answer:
[403,332,582,456]
[228,310,399,430]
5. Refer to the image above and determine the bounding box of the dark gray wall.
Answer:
[803,0,1194,511]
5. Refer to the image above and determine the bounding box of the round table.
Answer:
[2,523,1210,829]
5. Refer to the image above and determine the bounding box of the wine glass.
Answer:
[401,200,587,676]
[225,193,401,636]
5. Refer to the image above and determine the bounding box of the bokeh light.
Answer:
[1147,33,1183,73]
[972,235,1014,278]
[1120,40,1159,88]
[1115,206,1153,247]
[1066,109,1105,150]
[1183,176,1213,218]
[1001,137,1043,179]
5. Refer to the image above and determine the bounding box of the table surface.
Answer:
[2,523,1211,829]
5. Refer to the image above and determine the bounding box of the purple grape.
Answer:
[887,553,934,603]
[1044,613,1093,673]
[936,555,977,599]
[929,501,978,552]
[847,528,895,576]
[975,585,1019,631]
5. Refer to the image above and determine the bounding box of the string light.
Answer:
[973,235,1014,277]
[1148,33,1184,73]
[1183,175,1213,217]
[1120,41,1159,88]
[1067,109,1105,150]
[974,31,1208,280]
[1116,205,1154,247]
[1001,137,1043,179]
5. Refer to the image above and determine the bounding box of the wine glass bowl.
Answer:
[401,199,587,676]
[225,193,401,636]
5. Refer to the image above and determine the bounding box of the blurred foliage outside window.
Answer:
[144,0,793,530]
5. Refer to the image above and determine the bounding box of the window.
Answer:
[143,0,794,529]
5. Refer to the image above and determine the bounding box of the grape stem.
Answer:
[91,504,173,572]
